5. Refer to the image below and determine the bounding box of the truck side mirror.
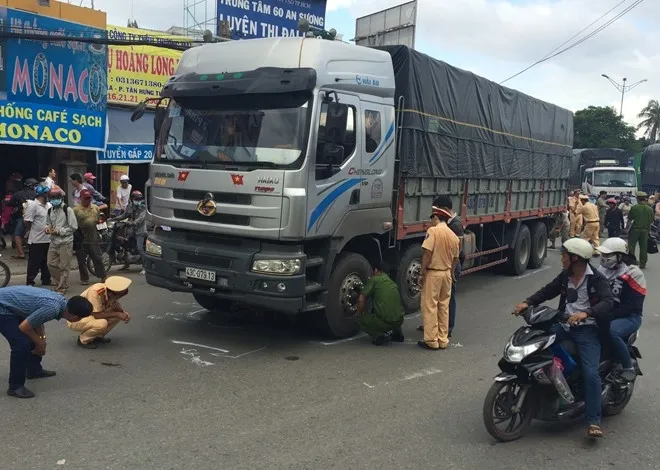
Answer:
[321,143,344,165]
[324,102,348,145]
[154,107,166,141]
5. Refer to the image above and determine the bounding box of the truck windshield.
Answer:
[593,170,636,188]
[155,98,310,167]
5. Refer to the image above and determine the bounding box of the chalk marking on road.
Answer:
[179,348,215,367]
[362,367,442,389]
[171,340,229,353]
[514,265,551,279]
[317,313,422,346]
[210,347,267,359]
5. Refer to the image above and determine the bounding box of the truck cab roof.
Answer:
[174,37,396,98]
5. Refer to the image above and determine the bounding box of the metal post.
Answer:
[619,78,626,117]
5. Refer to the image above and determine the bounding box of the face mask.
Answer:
[133,201,144,207]
[600,255,618,270]
[50,199,62,207]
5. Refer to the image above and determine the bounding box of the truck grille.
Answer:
[173,209,250,225]
[177,252,232,269]
[172,189,251,205]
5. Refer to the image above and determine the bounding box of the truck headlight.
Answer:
[251,259,302,275]
[145,239,162,257]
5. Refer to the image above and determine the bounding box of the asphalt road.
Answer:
[1,252,659,470]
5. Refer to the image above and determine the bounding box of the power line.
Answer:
[500,0,645,85]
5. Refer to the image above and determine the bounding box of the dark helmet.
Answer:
[24,178,39,188]
[130,190,144,201]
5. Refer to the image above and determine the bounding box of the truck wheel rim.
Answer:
[339,273,363,316]
[406,259,422,296]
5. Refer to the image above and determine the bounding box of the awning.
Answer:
[97,108,155,164]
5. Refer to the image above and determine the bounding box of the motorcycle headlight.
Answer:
[145,239,162,257]
[251,258,302,275]
[504,340,546,364]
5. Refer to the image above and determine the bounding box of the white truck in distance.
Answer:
[135,37,573,338]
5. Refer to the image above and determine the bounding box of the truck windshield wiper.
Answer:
[207,160,280,169]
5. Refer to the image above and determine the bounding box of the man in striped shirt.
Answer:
[0,286,93,398]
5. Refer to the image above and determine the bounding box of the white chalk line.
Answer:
[363,367,442,389]
[210,347,267,359]
[171,340,229,353]
[318,312,422,346]
[514,265,551,279]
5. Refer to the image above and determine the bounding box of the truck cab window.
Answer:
[316,103,356,176]
[364,110,381,153]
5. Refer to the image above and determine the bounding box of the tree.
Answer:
[573,106,642,153]
[637,99,660,144]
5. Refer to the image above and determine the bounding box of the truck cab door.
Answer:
[360,103,395,207]
[306,93,362,236]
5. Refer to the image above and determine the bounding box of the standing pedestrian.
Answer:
[0,286,92,398]
[577,194,600,247]
[597,191,608,236]
[619,196,632,227]
[43,168,56,190]
[7,178,37,260]
[569,189,582,238]
[626,191,655,269]
[418,206,460,350]
[604,198,624,238]
[23,184,52,286]
[549,206,570,249]
[114,175,132,215]
[73,189,106,286]
[46,186,78,294]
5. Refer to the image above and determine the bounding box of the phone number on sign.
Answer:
[108,93,140,103]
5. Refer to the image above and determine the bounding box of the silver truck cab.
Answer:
[144,38,396,336]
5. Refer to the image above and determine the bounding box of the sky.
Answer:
[92,0,659,131]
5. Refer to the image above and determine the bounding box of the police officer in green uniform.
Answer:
[627,191,655,269]
[355,260,405,346]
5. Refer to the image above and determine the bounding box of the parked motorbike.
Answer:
[88,219,142,277]
[483,305,642,442]
[0,253,10,287]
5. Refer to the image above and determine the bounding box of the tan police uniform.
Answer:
[67,276,132,344]
[568,194,583,237]
[577,198,600,247]
[421,222,460,349]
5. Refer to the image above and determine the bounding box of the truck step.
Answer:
[305,281,323,294]
[306,257,324,268]
[303,302,325,312]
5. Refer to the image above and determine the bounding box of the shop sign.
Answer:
[97,143,154,164]
[217,0,327,39]
[0,8,108,151]
[107,26,191,106]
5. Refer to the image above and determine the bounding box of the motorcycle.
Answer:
[87,219,142,277]
[482,305,642,442]
[0,253,10,287]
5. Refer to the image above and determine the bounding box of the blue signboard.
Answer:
[97,143,154,164]
[217,0,327,39]
[0,8,108,151]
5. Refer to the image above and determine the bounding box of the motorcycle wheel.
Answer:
[87,252,113,278]
[0,236,6,251]
[483,381,534,442]
[0,260,11,288]
[603,381,635,416]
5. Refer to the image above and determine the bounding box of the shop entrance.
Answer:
[0,145,48,194]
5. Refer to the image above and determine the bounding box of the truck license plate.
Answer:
[185,267,216,282]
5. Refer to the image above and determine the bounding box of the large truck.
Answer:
[135,38,573,338]
[570,148,637,196]
[641,144,660,195]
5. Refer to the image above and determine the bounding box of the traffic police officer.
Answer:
[627,191,655,269]
[577,194,600,247]
[418,206,460,350]
[569,189,583,237]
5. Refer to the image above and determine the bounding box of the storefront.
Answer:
[95,107,154,210]
[0,1,107,201]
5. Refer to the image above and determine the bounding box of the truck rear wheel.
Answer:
[192,292,234,313]
[396,244,422,314]
[506,224,531,275]
[528,222,548,269]
[323,253,371,338]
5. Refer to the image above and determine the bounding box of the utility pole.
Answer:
[601,74,647,117]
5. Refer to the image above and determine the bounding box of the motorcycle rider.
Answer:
[112,190,147,273]
[596,238,645,382]
[514,238,613,438]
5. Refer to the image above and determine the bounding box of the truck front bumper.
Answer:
[143,229,309,314]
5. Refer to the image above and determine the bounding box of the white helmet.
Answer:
[562,238,593,260]
[119,175,130,182]
[597,237,628,256]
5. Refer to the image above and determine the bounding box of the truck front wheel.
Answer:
[192,292,234,313]
[396,244,422,314]
[323,253,371,338]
